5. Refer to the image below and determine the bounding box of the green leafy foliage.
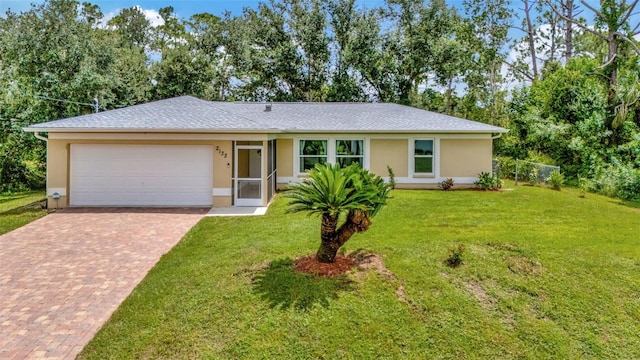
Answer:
[284,163,390,218]
[528,168,540,186]
[500,57,640,200]
[283,163,391,262]
[591,161,640,201]
[547,170,564,190]
[475,172,503,190]
[386,165,396,189]
[495,156,516,179]
[445,243,465,268]
[578,177,589,198]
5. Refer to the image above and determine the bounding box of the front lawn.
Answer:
[80,184,640,359]
[0,190,46,235]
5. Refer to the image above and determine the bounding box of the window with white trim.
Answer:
[336,140,363,167]
[414,139,434,174]
[299,139,327,172]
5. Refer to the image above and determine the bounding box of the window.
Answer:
[297,138,366,174]
[299,140,327,172]
[336,140,363,167]
[414,139,433,174]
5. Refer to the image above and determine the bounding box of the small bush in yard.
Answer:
[547,170,564,190]
[445,244,465,268]
[387,165,396,189]
[438,178,454,191]
[528,168,540,186]
[475,172,503,190]
[495,156,516,179]
[579,177,588,198]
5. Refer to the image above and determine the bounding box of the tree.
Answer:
[429,19,470,115]
[510,0,540,82]
[149,7,212,99]
[546,0,640,108]
[461,0,512,125]
[108,6,151,49]
[223,1,306,101]
[325,0,368,102]
[283,163,391,263]
[277,0,330,101]
[346,8,398,101]
[0,0,151,191]
[189,12,230,100]
[384,0,459,104]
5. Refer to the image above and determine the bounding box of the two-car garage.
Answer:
[69,144,213,207]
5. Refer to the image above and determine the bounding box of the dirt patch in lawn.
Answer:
[294,254,356,277]
[464,280,497,310]
[293,251,397,279]
[293,251,416,308]
[350,251,397,279]
[506,256,543,276]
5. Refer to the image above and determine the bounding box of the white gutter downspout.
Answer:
[32,132,52,208]
[492,133,502,140]
[33,132,48,142]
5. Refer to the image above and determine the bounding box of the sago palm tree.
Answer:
[283,163,391,263]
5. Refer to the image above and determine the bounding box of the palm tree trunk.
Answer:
[316,211,372,263]
[316,214,339,263]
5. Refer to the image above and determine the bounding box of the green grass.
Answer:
[79,183,640,359]
[0,190,46,235]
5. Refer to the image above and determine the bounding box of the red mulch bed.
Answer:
[294,254,356,277]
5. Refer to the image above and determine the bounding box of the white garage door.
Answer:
[70,144,213,206]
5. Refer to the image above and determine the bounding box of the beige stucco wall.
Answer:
[43,133,494,207]
[439,139,493,177]
[45,137,237,208]
[46,140,70,207]
[276,138,293,178]
[213,140,233,207]
[369,139,408,177]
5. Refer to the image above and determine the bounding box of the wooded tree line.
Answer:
[1,0,639,199]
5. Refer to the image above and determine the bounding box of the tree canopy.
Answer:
[1,0,639,199]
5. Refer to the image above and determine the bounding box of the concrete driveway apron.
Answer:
[0,208,207,359]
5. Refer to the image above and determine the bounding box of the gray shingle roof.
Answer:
[25,95,507,133]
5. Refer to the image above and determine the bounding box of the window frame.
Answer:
[298,139,328,173]
[335,139,364,168]
[295,137,367,175]
[412,138,435,176]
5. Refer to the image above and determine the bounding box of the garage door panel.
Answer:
[70,145,213,207]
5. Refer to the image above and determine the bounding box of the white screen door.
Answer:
[234,145,263,206]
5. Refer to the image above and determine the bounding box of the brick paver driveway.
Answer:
[0,208,207,359]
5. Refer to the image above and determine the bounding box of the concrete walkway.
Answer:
[0,208,207,359]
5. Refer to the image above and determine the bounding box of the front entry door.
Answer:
[234,145,263,206]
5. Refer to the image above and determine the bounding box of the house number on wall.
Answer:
[215,146,228,158]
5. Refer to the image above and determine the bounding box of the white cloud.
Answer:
[100,5,165,29]
[140,7,164,27]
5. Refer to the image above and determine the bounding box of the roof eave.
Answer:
[281,128,509,134]
[24,127,508,134]
[23,127,283,134]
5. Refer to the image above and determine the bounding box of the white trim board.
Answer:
[212,188,232,196]
[277,176,478,185]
